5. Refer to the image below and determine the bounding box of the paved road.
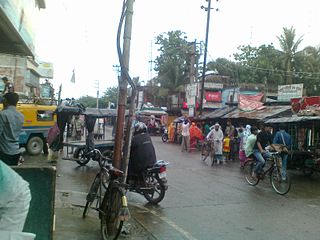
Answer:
[23,135,320,239]
[129,136,320,240]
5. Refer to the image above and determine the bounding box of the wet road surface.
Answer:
[23,135,320,240]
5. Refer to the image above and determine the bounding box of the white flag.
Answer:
[70,69,75,83]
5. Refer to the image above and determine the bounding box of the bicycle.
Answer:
[201,139,215,166]
[82,149,129,240]
[243,151,291,195]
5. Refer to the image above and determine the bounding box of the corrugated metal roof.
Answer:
[221,105,291,120]
[199,107,237,120]
[264,116,320,124]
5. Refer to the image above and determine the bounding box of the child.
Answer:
[223,134,231,163]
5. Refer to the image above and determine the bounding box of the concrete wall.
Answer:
[0,53,40,95]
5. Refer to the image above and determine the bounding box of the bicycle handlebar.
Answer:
[88,149,124,177]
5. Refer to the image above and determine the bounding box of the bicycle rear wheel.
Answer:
[100,186,124,240]
[270,167,291,195]
[243,160,259,186]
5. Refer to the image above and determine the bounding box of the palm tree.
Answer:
[277,26,303,84]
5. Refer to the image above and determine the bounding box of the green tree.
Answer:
[294,46,320,95]
[101,86,118,108]
[78,95,97,108]
[277,26,303,84]
[154,30,197,92]
[233,44,283,86]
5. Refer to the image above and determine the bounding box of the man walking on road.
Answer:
[181,117,190,152]
[0,93,24,166]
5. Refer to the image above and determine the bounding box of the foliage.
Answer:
[77,86,118,109]
[77,95,97,108]
[101,86,118,108]
[277,26,303,84]
[154,30,199,92]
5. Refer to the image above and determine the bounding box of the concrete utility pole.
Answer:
[113,0,134,170]
[95,80,99,109]
[199,0,213,116]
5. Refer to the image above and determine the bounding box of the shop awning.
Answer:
[221,105,292,120]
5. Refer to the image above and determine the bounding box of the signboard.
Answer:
[205,91,222,102]
[37,62,54,78]
[278,84,303,102]
[187,84,197,97]
[204,82,223,89]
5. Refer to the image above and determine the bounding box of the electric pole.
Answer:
[113,0,134,170]
[199,0,213,116]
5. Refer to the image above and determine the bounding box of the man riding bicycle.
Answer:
[252,124,275,179]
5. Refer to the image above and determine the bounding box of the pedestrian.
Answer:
[168,122,175,143]
[223,133,231,161]
[225,119,236,161]
[1,77,14,94]
[252,124,274,179]
[71,114,84,141]
[204,122,211,136]
[206,123,224,164]
[0,160,35,239]
[273,124,292,180]
[244,126,259,159]
[181,117,190,152]
[0,93,24,166]
[239,124,251,167]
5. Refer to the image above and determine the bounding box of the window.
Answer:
[37,110,54,121]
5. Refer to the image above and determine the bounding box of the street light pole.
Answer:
[199,0,213,116]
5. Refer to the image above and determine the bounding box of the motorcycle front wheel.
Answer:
[143,174,166,204]
[74,148,90,166]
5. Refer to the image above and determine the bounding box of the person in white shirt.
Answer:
[0,160,35,239]
[206,123,224,164]
[181,118,190,152]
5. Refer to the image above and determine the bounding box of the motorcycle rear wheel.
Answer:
[143,174,166,204]
[162,134,168,142]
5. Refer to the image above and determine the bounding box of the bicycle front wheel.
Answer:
[83,173,100,218]
[270,168,291,195]
[100,186,124,240]
[201,144,209,161]
[243,160,259,186]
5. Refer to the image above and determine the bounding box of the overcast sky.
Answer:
[35,0,320,99]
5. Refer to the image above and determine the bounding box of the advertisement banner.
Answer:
[278,84,303,102]
[239,93,265,112]
[205,91,222,102]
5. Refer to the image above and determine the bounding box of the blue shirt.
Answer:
[273,130,291,146]
[0,106,24,155]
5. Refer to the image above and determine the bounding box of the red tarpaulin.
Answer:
[291,96,320,114]
[238,93,265,112]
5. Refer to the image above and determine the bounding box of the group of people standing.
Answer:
[173,116,291,180]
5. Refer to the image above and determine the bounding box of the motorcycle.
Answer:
[126,160,169,204]
[162,128,168,142]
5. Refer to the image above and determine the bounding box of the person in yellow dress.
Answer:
[223,134,231,162]
[168,122,175,143]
